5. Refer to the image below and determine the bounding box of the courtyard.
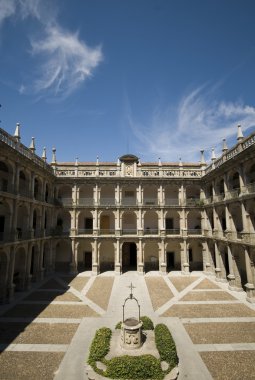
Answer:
[0,271,254,380]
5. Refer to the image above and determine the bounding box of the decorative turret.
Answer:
[29,137,36,153]
[222,138,228,153]
[42,147,47,162]
[14,123,21,142]
[200,150,206,169]
[51,147,57,164]
[237,124,244,142]
[211,147,216,162]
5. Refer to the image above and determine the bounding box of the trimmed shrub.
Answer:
[155,324,178,372]
[115,316,154,330]
[88,327,112,366]
[105,355,164,379]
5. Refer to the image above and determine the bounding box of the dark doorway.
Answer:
[224,251,230,277]
[166,218,174,230]
[84,251,92,270]
[167,251,175,271]
[122,242,137,272]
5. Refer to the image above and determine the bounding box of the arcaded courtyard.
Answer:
[0,271,255,380]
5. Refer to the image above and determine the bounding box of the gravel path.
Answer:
[0,351,65,380]
[169,276,199,292]
[180,290,235,301]
[184,322,255,344]
[0,322,79,344]
[145,277,174,310]
[2,304,99,319]
[24,291,81,302]
[60,276,89,292]
[86,276,114,310]
[162,303,255,318]
[200,351,255,380]
[194,278,220,289]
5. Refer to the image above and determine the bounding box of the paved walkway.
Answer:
[0,271,254,380]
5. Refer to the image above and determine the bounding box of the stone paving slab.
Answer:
[24,291,81,302]
[0,343,69,352]
[169,276,199,292]
[1,304,99,319]
[86,277,114,310]
[196,343,255,351]
[0,351,65,380]
[145,276,174,310]
[200,351,255,380]
[0,322,79,344]
[180,291,236,301]
[193,278,220,290]
[60,276,90,292]
[162,304,255,318]
[183,322,255,344]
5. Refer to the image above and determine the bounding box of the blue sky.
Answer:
[1,0,255,163]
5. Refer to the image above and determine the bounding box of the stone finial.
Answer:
[51,147,57,164]
[138,158,141,166]
[211,147,216,161]
[222,138,228,153]
[75,157,79,165]
[200,150,206,165]
[29,137,36,153]
[42,147,47,161]
[158,157,162,166]
[179,157,183,167]
[117,158,120,166]
[96,156,99,165]
[237,124,244,141]
[14,123,21,141]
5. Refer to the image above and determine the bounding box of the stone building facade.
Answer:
[0,124,255,304]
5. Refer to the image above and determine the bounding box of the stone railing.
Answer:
[205,132,255,175]
[0,128,53,174]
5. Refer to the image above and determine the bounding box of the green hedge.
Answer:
[154,324,178,372]
[88,327,112,366]
[115,316,154,330]
[105,355,164,379]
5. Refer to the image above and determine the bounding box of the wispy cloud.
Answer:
[0,0,103,98]
[0,0,16,26]
[25,25,103,98]
[128,85,255,162]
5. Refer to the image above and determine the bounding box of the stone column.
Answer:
[93,209,98,234]
[7,246,15,302]
[137,239,144,273]
[92,239,99,275]
[214,242,222,281]
[181,240,189,274]
[115,184,120,205]
[93,185,99,206]
[70,239,78,274]
[137,209,143,236]
[241,201,248,233]
[115,239,121,274]
[160,239,166,274]
[244,247,255,303]
[202,241,211,274]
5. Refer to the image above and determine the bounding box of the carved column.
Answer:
[137,239,144,273]
[244,247,255,303]
[115,239,121,274]
[160,239,166,274]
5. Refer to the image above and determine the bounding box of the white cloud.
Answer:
[0,0,103,98]
[0,0,16,25]
[25,25,103,97]
[128,85,255,162]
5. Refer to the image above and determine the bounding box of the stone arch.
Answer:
[0,200,11,242]
[55,210,71,235]
[122,211,137,234]
[19,169,30,197]
[0,250,8,302]
[165,241,181,271]
[165,210,180,234]
[187,210,202,233]
[55,239,72,273]
[29,243,40,281]
[186,184,200,205]
[165,184,179,205]
[188,240,203,271]
[16,203,30,239]
[77,240,93,272]
[42,241,52,273]
[99,210,115,234]
[99,241,114,272]
[78,210,93,233]
[144,241,159,272]
[79,184,94,205]
[13,246,27,291]
[122,241,137,272]
[0,160,13,192]
[143,185,158,205]
[144,211,158,234]
[100,184,115,205]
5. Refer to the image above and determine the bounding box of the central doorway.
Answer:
[122,242,137,272]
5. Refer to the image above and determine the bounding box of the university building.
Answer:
[0,124,255,304]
